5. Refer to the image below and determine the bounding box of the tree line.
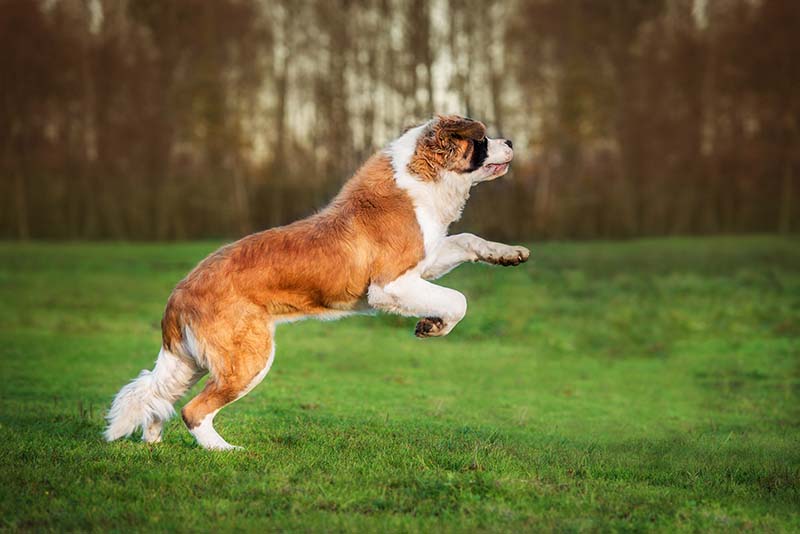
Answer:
[1,0,797,240]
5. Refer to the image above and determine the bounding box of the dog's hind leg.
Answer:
[180,322,275,450]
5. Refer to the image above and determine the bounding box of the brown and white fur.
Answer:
[105,115,529,450]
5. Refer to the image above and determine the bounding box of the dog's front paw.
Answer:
[415,317,445,338]
[484,245,530,266]
[500,245,530,266]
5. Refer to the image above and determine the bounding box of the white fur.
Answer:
[273,309,362,326]
[183,325,210,371]
[188,409,240,451]
[105,347,201,442]
[422,233,529,280]
[368,270,467,336]
[421,233,480,280]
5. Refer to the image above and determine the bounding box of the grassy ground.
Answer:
[0,236,798,532]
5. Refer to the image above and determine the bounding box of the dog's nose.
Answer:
[504,139,513,149]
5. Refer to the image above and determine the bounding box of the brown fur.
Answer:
[162,154,425,428]
[408,115,486,181]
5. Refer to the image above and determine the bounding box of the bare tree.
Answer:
[0,0,796,240]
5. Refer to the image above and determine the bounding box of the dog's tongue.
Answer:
[486,163,509,173]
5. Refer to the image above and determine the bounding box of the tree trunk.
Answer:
[14,171,29,240]
[779,119,796,234]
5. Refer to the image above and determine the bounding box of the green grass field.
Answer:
[1,237,799,532]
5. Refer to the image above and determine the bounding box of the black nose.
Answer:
[504,139,513,149]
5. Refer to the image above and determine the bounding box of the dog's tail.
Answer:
[104,347,197,442]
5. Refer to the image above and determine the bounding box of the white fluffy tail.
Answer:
[105,348,199,442]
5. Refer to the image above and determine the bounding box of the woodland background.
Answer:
[1,0,798,241]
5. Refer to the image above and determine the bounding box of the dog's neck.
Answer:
[421,170,472,228]
[386,126,472,256]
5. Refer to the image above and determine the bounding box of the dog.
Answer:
[105,115,530,450]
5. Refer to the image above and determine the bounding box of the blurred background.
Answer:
[1,0,798,241]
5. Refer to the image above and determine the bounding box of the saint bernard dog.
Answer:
[105,115,530,450]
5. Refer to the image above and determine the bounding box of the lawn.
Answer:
[0,236,798,532]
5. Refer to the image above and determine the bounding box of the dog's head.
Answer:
[405,115,514,184]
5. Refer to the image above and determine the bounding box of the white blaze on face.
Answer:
[469,137,514,184]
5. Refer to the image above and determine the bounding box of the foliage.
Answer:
[1,0,798,239]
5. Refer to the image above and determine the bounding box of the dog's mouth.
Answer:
[485,161,511,174]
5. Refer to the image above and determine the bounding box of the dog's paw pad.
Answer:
[415,317,444,338]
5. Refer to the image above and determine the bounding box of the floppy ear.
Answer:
[408,116,487,181]
[435,115,486,142]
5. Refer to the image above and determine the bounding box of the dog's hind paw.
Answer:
[415,317,445,338]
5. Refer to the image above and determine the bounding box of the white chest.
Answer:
[385,125,472,269]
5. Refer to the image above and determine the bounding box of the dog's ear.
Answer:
[408,116,486,181]
[435,115,486,141]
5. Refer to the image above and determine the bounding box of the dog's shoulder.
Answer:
[333,153,426,284]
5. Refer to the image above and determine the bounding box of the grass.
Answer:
[0,236,799,532]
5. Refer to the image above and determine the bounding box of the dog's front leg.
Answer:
[422,233,530,280]
[368,273,467,338]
